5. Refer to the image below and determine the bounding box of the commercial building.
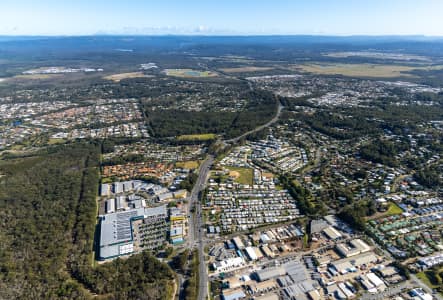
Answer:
[245,246,258,261]
[213,257,245,272]
[331,252,378,274]
[366,272,385,288]
[323,226,342,240]
[222,288,246,300]
[233,237,245,250]
[248,279,277,294]
[409,288,433,300]
[255,267,285,282]
[335,239,371,258]
[98,205,167,260]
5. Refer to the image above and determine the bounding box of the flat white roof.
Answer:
[99,205,167,259]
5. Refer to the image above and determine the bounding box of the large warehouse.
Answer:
[98,205,167,260]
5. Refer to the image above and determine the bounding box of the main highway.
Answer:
[186,100,283,300]
[187,154,214,300]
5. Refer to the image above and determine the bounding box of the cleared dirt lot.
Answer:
[103,72,153,82]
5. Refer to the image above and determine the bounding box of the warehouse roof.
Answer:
[256,266,285,282]
[254,293,279,300]
[323,226,342,240]
[222,288,246,300]
[331,252,378,272]
[99,205,167,259]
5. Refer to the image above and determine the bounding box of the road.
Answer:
[187,155,214,300]
[187,155,213,245]
[183,93,441,300]
[225,102,283,144]
[186,100,283,299]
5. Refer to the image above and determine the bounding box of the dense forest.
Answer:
[279,175,327,217]
[414,165,442,189]
[0,143,174,299]
[360,139,409,167]
[144,90,278,138]
[300,110,381,139]
[338,200,377,231]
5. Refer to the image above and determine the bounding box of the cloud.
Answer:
[94,25,240,36]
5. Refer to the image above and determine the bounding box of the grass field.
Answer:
[177,133,216,141]
[219,66,274,73]
[48,138,67,145]
[103,72,153,82]
[386,202,403,216]
[175,161,200,170]
[293,63,443,78]
[367,202,404,220]
[164,69,218,78]
[226,166,253,185]
[416,270,443,293]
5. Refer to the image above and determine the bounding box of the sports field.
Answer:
[226,166,253,185]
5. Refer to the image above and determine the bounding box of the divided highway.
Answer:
[187,155,214,300]
[186,101,283,300]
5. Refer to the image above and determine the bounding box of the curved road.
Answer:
[225,102,283,144]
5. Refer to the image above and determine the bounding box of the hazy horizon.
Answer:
[1,0,443,36]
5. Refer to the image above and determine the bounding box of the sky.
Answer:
[1,0,443,36]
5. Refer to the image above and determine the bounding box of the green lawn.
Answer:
[226,166,253,185]
[275,185,284,190]
[48,138,67,145]
[386,202,403,216]
[367,202,404,221]
[416,270,442,290]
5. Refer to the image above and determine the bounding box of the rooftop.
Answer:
[99,205,167,259]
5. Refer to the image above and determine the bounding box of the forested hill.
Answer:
[0,143,175,299]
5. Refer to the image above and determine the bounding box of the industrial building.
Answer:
[213,257,245,272]
[232,237,245,250]
[331,252,378,274]
[222,288,246,300]
[322,226,342,240]
[335,239,371,258]
[98,205,167,260]
[256,266,285,282]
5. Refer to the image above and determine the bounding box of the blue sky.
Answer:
[1,0,443,36]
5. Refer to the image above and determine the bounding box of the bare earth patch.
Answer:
[103,72,153,82]
[14,74,62,80]
[229,171,240,179]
